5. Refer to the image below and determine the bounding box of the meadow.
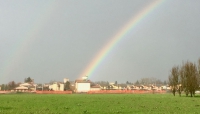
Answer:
[0,93,200,114]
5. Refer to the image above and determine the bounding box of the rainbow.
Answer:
[0,1,56,83]
[79,0,165,79]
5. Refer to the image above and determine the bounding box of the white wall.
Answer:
[60,84,64,91]
[76,83,90,92]
[49,83,64,91]
[52,84,58,91]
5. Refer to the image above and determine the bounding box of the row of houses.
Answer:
[0,77,170,93]
[74,76,171,92]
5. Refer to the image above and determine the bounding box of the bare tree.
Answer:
[180,64,186,96]
[168,59,200,97]
[178,61,199,97]
[198,58,200,86]
[168,66,179,96]
[8,81,17,90]
[185,62,198,97]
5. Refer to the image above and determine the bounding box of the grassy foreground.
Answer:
[0,93,200,114]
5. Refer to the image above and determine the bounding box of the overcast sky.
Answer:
[1,0,200,84]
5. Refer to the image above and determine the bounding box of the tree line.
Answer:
[95,77,167,87]
[0,81,19,90]
[168,59,200,97]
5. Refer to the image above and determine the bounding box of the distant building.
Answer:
[14,83,36,92]
[90,85,101,91]
[49,82,64,91]
[75,80,91,93]
[15,86,28,92]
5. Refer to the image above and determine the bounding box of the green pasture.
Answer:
[0,93,200,114]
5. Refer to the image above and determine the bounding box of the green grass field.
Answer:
[0,93,200,114]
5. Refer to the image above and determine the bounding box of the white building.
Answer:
[20,83,31,87]
[15,86,28,92]
[75,80,91,93]
[49,82,64,91]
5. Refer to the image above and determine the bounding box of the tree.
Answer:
[180,64,188,96]
[8,81,16,90]
[126,81,132,84]
[135,80,140,85]
[169,60,200,97]
[115,81,117,85]
[1,84,5,91]
[155,79,163,85]
[64,81,70,90]
[182,62,198,97]
[24,77,33,83]
[168,66,179,96]
[198,58,200,86]
[4,84,8,91]
[139,77,159,86]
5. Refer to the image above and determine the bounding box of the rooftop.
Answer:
[75,80,92,83]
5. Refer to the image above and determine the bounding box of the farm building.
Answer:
[75,80,91,93]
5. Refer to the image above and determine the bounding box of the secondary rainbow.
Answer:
[79,0,164,79]
[1,0,57,82]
